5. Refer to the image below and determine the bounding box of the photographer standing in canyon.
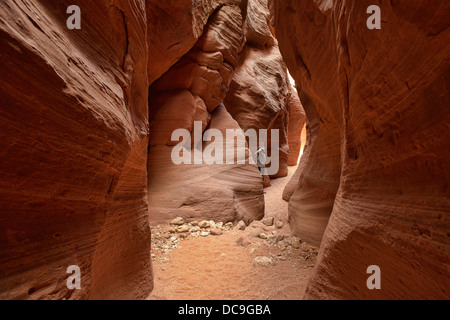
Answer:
[256,147,267,179]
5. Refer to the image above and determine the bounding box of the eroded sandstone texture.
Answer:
[224,0,294,179]
[147,3,265,225]
[271,0,450,299]
[286,87,306,166]
[1,0,299,299]
[0,0,152,300]
[147,0,242,84]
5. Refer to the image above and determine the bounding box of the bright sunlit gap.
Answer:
[287,70,307,165]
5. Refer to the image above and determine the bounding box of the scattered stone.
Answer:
[176,225,190,233]
[251,221,269,231]
[262,217,274,226]
[210,228,223,236]
[250,229,262,238]
[236,237,251,247]
[238,220,246,230]
[191,221,199,226]
[200,232,209,237]
[275,221,284,229]
[252,256,273,267]
[286,236,302,249]
[170,217,185,226]
[179,233,189,239]
[189,226,201,232]
[216,222,224,229]
[259,233,268,240]
[199,220,210,228]
[209,220,216,228]
[167,227,176,233]
[225,222,234,228]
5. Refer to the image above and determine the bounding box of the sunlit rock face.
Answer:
[270,0,450,299]
[0,0,152,299]
[286,86,306,166]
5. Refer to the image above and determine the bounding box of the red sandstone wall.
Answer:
[270,0,450,299]
[0,0,152,299]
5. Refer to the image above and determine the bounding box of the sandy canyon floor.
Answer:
[148,166,318,300]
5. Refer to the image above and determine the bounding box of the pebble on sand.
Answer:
[170,217,185,226]
[252,256,273,267]
[210,228,223,236]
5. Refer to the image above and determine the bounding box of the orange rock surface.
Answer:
[270,0,450,299]
[224,0,293,179]
[1,0,448,301]
[147,4,265,225]
[0,0,152,299]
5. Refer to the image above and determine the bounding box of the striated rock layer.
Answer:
[148,104,265,225]
[147,3,265,225]
[0,0,153,299]
[271,0,450,299]
[146,0,241,84]
[224,0,292,179]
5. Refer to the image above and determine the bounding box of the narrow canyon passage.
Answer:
[0,0,448,301]
[149,165,318,300]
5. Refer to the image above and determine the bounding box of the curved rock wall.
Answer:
[0,0,300,299]
[270,0,450,299]
[223,0,293,179]
[147,3,265,225]
[147,0,240,84]
[0,0,151,299]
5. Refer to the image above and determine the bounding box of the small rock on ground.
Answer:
[252,256,273,267]
[262,217,274,226]
[170,217,185,226]
[199,220,211,228]
[176,225,190,233]
[210,228,223,236]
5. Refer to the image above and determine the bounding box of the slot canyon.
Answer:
[0,0,449,300]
